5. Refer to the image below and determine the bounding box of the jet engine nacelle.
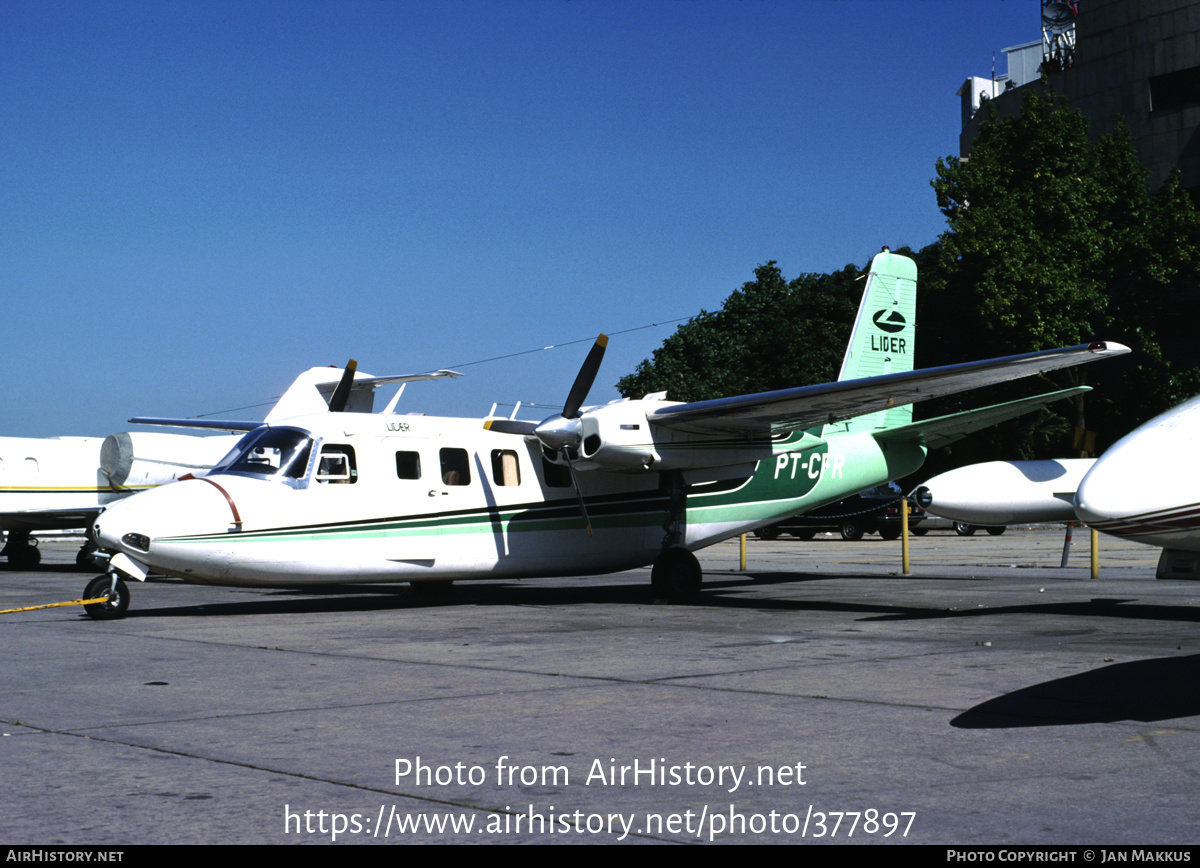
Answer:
[915,459,1094,526]
[100,432,240,489]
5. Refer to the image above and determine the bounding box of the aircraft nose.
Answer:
[1074,443,1140,525]
[1073,464,1124,525]
[94,478,241,555]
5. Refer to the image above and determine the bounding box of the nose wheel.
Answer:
[83,574,130,620]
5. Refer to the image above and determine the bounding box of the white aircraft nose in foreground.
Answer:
[85,250,1129,619]
[1075,394,1200,565]
[916,393,1200,578]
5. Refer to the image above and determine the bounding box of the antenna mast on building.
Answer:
[1041,1,1078,73]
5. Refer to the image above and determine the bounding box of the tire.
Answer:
[8,544,40,570]
[912,527,929,536]
[840,522,864,541]
[83,575,130,621]
[76,543,99,570]
[792,530,817,541]
[986,526,1006,536]
[651,548,702,598]
[954,522,976,536]
[878,526,901,541]
[754,525,781,541]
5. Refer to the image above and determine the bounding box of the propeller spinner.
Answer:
[483,335,609,536]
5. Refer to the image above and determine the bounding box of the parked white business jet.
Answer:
[915,394,1200,578]
[0,364,455,568]
[84,250,1129,618]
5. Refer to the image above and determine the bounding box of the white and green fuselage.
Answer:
[92,249,1125,595]
[92,411,926,587]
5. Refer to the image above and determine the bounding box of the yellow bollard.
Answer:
[1091,527,1099,579]
[901,500,910,575]
[739,533,747,572]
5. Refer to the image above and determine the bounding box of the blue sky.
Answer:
[2,0,1039,437]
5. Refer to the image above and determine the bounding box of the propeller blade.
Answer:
[564,457,593,538]
[562,335,608,419]
[327,359,358,413]
[483,419,539,436]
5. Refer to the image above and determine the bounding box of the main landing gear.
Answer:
[650,472,704,600]
[2,532,101,571]
[83,574,130,620]
[1,530,41,569]
[651,547,703,599]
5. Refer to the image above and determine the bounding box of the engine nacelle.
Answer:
[576,401,662,470]
[100,432,240,488]
[572,399,815,472]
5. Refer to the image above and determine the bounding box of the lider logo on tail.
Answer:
[870,309,908,354]
[872,310,907,333]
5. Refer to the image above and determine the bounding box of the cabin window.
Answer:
[541,456,571,488]
[395,451,421,480]
[440,448,471,486]
[490,449,521,486]
[316,444,357,484]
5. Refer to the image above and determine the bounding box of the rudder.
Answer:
[825,248,918,434]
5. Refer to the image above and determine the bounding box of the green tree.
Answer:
[919,86,1200,467]
[618,86,1200,472]
[616,262,863,402]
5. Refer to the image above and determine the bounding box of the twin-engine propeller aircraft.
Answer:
[915,392,1200,579]
[84,250,1129,618]
[0,364,451,568]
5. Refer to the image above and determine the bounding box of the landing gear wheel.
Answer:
[3,531,40,569]
[954,522,976,536]
[840,521,864,541]
[8,543,40,569]
[83,574,130,621]
[651,548,702,599]
[76,542,99,570]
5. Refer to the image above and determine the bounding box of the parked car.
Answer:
[949,521,1006,536]
[754,484,924,541]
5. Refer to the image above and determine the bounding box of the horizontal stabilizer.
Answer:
[128,417,261,432]
[130,367,464,432]
[875,386,1091,451]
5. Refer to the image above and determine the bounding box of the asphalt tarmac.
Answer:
[2,528,1196,845]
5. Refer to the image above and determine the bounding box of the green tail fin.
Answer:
[823,249,918,436]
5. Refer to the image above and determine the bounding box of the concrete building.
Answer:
[959,0,1200,198]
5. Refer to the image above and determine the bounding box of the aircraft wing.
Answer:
[646,342,1128,436]
[0,508,105,532]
